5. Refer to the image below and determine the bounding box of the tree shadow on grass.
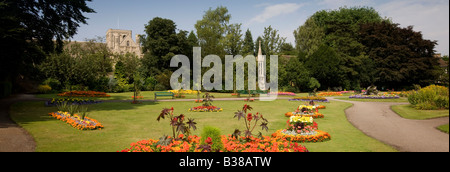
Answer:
[86,101,160,112]
[7,100,161,127]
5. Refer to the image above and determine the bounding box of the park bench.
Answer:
[154,92,174,100]
[236,90,268,97]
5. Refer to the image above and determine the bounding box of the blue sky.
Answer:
[72,0,449,55]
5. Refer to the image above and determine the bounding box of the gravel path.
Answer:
[330,97,449,152]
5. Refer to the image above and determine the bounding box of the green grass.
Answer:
[35,91,306,101]
[437,124,449,134]
[391,104,449,133]
[10,99,396,152]
[335,96,409,102]
[391,104,449,120]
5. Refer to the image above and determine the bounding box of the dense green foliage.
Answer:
[293,6,442,90]
[359,21,440,88]
[0,0,95,92]
[408,85,449,110]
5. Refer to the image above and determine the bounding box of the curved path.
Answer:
[0,94,43,152]
[330,97,449,152]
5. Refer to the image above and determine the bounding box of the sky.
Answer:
[72,0,450,55]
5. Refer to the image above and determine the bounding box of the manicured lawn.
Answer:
[10,99,396,152]
[391,104,449,120]
[335,96,409,102]
[35,91,308,100]
[391,104,449,133]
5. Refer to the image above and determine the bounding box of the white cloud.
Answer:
[249,3,304,24]
[318,0,374,10]
[376,0,449,55]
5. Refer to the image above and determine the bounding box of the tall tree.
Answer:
[0,0,95,91]
[359,21,440,89]
[187,31,199,47]
[195,6,230,57]
[283,57,310,92]
[241,29,255,56]
[293,17,325,58]
[305,44,343,90]
[141,17,188,77]
[261,25,286,55]
[294,6,384,89]
[224,23,243,55]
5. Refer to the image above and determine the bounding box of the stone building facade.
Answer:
[106,29,142,57]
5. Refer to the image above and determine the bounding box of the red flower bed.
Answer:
[58,91,111,97]
[119,134,308,152]
[188,106,223,112]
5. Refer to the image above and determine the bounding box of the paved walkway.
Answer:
[330,97,449,152]
[0,94,42,152]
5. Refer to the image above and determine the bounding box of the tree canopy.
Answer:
[359,21,440,88]
[294,6,442,90]
[0,0,95,92]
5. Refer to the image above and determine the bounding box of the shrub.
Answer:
[200,126,224,152]
[43,78,62,91]
[408,85,449,110]
[37,85,52,93]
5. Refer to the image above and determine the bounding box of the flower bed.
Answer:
[119,134,308,152]
[45,98,102,106]
[349,94,399,99]
[284,104,325,118]
[317,92,343,96]
[188,106,223,112]
[268,92,296,96]
[271,129,331,143]
[49,111,103,130]
[289,96,329,102]
[316,105,326,109]
[58,91,111,97]
[285,112,324,118]
[168,90,201,94]
[221,135,308,152]
[339,91,355,94]
[131,96,144,99]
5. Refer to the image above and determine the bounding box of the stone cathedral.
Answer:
[106,29,142,57]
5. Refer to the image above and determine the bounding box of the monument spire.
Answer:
[257,40,265,90]
[258,40,262,57]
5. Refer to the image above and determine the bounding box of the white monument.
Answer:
[257,41,266,90]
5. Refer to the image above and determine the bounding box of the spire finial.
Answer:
[258,40,262,57]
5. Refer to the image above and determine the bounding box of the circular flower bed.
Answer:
[271,129,331,143]
[284,104,325,118]
[285,112,324,118]
[188,106,223,112]
[289,96,329,102]
[349,93,399,99]
[49,111,103,130]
